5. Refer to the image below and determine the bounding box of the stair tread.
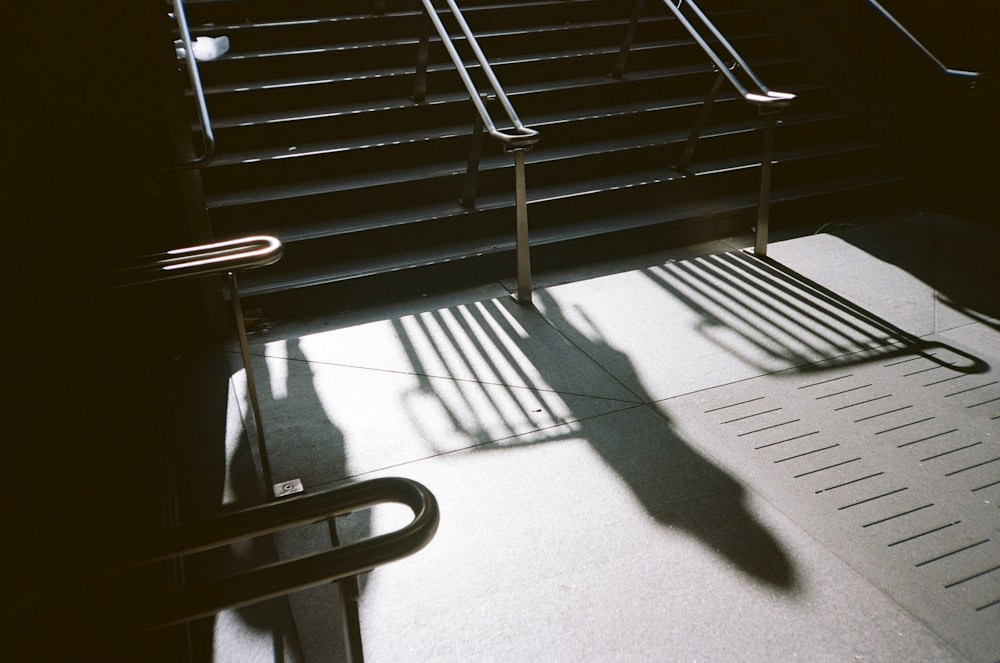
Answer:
[209,138,880,237]
[206,116,865,208]
[208,98,833,168]
[201,34,775,95]
[213,15,678,59]
[237,172,904,296]
[206,54,798,136]
[187,0,737,34]
[182,0,904,297]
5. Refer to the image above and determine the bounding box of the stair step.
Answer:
[198,32,781,119]
[193,10,762,82]
[204,107,848,216]
[209,138,891,258]
[236,172,903,297]
[202,53,800,159]
[175,0,906,299]
[183,0,750,26]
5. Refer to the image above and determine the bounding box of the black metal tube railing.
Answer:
[15,478,438,661]
[93,235,283,288]
[163,0,216,171]
[614,0,795,257]
[866,0,981,81]
[410,0,540,303]
[113,477,439,634]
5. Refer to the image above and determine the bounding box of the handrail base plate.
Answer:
[273,478,305,498]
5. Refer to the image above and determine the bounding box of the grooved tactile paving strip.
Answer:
[671,342,1000,662]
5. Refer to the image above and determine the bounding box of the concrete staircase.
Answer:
[181,0,902,301]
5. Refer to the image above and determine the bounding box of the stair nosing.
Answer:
[205,119,866,208]
[200,33,777,95]
[236,172,905,297]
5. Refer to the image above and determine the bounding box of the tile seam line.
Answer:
[307,402,654,481]
[241,352,644,404]
[530,301,649,403]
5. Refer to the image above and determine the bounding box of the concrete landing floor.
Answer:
[217,211,999,662]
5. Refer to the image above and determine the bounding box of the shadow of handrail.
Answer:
[643,250,988,376]
[388,293,797,590]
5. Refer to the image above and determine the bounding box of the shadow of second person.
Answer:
[530,290,798,591]
[586,411,798,590]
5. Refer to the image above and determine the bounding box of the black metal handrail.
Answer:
[75,238,438,661]
[91,235,282,289]
[114,477,440,634]
[16,478,438,662]
[162,0,216,171]
[410,0,539,303]
[866,0,981,81]
[614,0,795,106]
[614,0,795,257]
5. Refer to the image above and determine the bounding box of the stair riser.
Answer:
[178,0,901,297]
[521,148,889,233]
[206,57,801,155]
[234,185,898,300]
[196,11,763,84]
[183,0,751,28]
[199,36,778,120]
[199,21,660,83]
[187,1,658,52]
[202,107,850,201]
[207,140,883,243]
[182,0,418,25]
[236,174,904,300]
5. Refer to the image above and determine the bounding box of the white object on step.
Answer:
[174,35,230,61]
[192,35,230,61]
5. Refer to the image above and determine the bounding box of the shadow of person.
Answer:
[393,288,797,591]
[158,343,298,662]
[180,336,369,662]
[533,289,797,590]
[827,213,1000,331]
[584,413,797,588]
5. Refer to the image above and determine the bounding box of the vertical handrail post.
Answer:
[754,111,778,257]
[461,102,487,207]
[412,9,431,102]
[512,148,532,304]
[227,271,275,496]
[676,69,727,172]
[327,518,365,662]
[414,0,539,303]
[612,0,646,78]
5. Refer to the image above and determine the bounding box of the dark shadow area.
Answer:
[5,1,235,658]
[642,250,988,375]
[749,0,999,226]
[822,214,1000,333]
[7,332,371,662]
[391,292,798,590]
[248,337,373,662]
[169,344,303,663]
[4,284,232,662]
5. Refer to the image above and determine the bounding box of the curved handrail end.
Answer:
[490,126,541,150]
[745,91,796,107]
